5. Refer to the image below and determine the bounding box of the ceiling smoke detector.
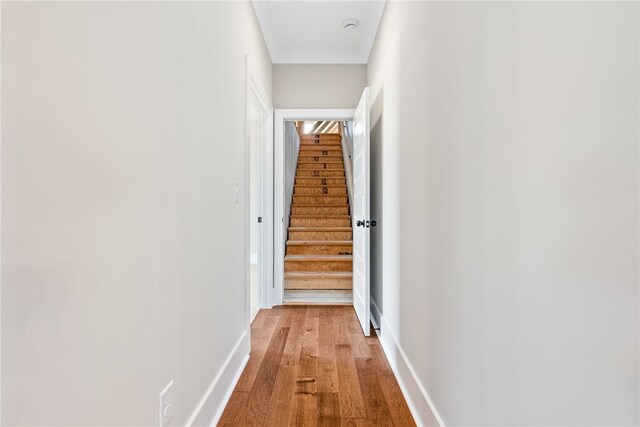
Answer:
[343,19,359,31]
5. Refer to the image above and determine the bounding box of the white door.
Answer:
[352,87,371,336]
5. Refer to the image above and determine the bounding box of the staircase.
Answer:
[284,133,353,304]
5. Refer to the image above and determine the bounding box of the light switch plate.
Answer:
[159,380,174,427]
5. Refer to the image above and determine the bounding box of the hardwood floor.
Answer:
[218,305,415,426]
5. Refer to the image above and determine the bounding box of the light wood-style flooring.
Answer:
[218,305,416,426]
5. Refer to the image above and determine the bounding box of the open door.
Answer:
[352,87,371,336]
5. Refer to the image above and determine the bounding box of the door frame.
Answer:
[273,109,355,306]
[244,57,273,329]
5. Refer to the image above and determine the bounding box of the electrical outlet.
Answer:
[159,380,174,427]
[234,181,240,203]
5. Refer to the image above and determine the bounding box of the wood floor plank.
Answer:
[335,344,366,419]
[295,376,318,427]
[306,305,321,319]
[220,306,415,426]
[368,342,416,426]
[264,364,299,426]
[343,307,363,334]
[318,392,341,427]
[349,332,372,359]
[281,307,306,365]
[241,327,290,425]
[251,310,269,329]
[332,313,350,346]
[253,316,281,352]
[299,315,319,377]
[217,392,248,426]
[299,345,318,378]
[318,356,339,393]
[354,357,394,426]
[234,352,266,392]
[319,307,336,358]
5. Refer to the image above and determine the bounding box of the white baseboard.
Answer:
[376,315,445,427]
[186,330,250,427]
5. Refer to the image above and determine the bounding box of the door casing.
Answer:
[273,109,355,307]
[244,57,273,329]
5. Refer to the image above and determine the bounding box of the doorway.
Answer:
[273,95,371,334]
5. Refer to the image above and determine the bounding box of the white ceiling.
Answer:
[252,1,386,64]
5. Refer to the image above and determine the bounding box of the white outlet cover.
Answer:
[159,380,174,427]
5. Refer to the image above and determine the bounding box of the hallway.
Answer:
[219,306,415,426]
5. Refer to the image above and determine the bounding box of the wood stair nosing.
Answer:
[289,214,351,218]
[288,227,352,232]
[294,185,347,188]
[299,144,342,148]
[291,208,351,216]
[294,189,347,196]
[290,219,351,227]
[297,165,345,170]
[286,239,353,245]
[298,155,343,159]
[284,271,352,278]
[285,254,353,261]
[295,179,346,185]
[293,197,348,205]
[297,151,343,156]
[295,172,346,177]
[285,240,353,255]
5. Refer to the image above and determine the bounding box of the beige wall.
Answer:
[273,64,366,109]
[368,2,639,426]
[1,2,271,425]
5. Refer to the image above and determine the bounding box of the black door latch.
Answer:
[356,219,377,228]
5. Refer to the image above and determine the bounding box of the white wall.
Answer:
[368,2,639,426]
[1,2,271,425]
[273,64,366,108]
[283,121,300,239]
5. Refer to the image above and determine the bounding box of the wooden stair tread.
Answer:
[299,152,343,159]
[285,254,352,260]
[292,204,349,207]
[286,240,352,245]
[288,227,351,231]
[285,271,353,278]
[294,184,347,188]
[290,215,351,218]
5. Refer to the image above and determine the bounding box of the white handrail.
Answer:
[340,122,355,224]
[283,122,300,240]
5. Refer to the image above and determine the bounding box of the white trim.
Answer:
[0,2,3,419]
[274,109,355,306]
[375,315,446,427]
[245,56,274,320]
[185,331,250,427]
